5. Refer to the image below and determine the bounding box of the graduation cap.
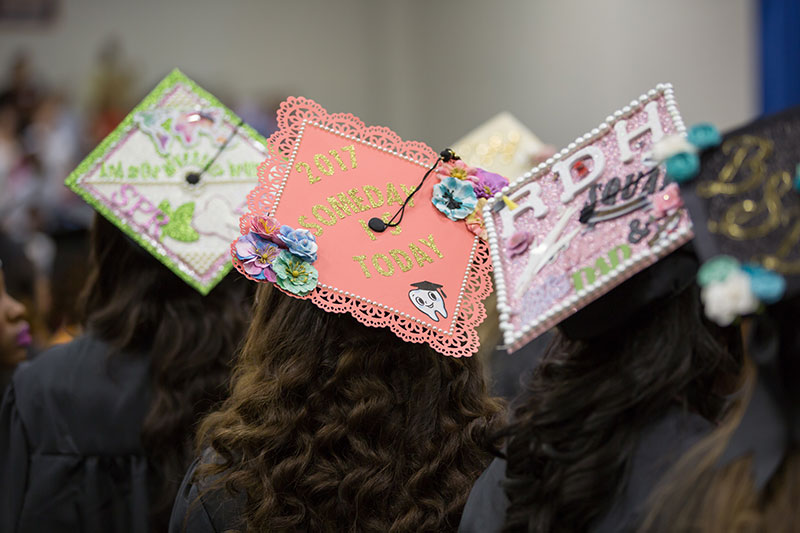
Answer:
[65,69,269,294]
[450,112,553,180]
[233,97,496,357]
[680,106,800,306]
[674,107,800,490]
[410,280,446,295]
[482,84,694,352]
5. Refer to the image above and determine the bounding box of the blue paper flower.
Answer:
[742,264,786,304]
[665,151,700,183]
[272,251,319,296]
[687,123,721,150]
[432,176,478,221]
[277,225,318,263]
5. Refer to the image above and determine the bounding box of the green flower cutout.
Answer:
[697,255,740,287]
[273,250,319,296]
[159,200,200,242]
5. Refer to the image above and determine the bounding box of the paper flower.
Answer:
[436,159,478,183]
[687,123,721,150]
[651,183,684,218]
[249,215,284,245]
[742,264,786,304]
[432,176,479,221]
[235,232,280,282]
[697,255,741,287]
[665,151,700,183]
[465,198,488,240]
[277,225,318,263]
[273,250,319,296]
[652,134,696,162]
[507,230,533,257]
[701,270,759,326]
[473,169,509,199]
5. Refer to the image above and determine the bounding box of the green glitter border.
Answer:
[65,68,268,295]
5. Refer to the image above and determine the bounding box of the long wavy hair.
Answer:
[195,283,505,532]
[498,283,743,532]
[80,214,252,531]
[640,300,800,533]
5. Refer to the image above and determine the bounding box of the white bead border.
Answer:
[271,119,480,337]
[482,83,690,350]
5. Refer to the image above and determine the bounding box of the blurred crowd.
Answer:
[0,43,281,362]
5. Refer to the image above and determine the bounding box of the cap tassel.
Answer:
[502,195,518,210]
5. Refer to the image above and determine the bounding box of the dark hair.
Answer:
[81,214,252,531]
[498,283,743,532]
[640,296,800,532]
[195,283,505,532]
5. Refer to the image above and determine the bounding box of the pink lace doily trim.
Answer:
[233,97,493,357]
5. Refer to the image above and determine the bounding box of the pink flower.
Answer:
[248,215,284,245]
[465,198,488,240]
[507,230,533,257]
[652,183,684,218]
[436,159,478,183]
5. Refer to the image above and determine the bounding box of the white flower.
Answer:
[700,271,759,326]
[651,134,697,162]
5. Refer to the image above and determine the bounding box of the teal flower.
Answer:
[273,250,318,296]
[687,123,721,150]
[433,176,478,221]
[742,264,786,304]
[794,163,800,192]
[697,255,740,287]
[665,151,700,183]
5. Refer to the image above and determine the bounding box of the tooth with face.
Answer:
[408,281,447,322]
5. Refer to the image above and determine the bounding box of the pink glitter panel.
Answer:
[486,86,694,352]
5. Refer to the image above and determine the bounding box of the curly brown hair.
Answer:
[195,283,505,532]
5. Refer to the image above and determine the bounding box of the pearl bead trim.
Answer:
[272,119,478,337]
[481,83,691,350]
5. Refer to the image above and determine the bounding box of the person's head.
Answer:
[196,282,504,532]
[81,214,254,530]
[0,261,29,368]
[498,270,743,533]
[638,294,800,533]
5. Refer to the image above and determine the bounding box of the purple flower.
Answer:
[473,169,509,199]
[234,232,280,281]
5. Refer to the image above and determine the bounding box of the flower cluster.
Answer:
[651,123,721,183]
[234,215,319,296]
[698,255,786,326]
[432,156,509,240]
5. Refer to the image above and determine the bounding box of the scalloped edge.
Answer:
[236,97,494,357]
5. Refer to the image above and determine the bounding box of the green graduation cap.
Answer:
[66,69,269,294]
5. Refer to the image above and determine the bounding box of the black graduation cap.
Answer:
[681,105,800,301]
[410,281,447,298]
[680,107,800,489]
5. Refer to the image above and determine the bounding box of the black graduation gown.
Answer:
[0,335,152,533]
[169,452,245,533]
[458,409,712,533]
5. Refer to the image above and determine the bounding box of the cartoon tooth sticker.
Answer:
[409,281,448,322]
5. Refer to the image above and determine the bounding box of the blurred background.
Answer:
[0,0,796,351]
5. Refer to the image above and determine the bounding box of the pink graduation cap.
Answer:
[234,97,495,357]
[483,84,694,352]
